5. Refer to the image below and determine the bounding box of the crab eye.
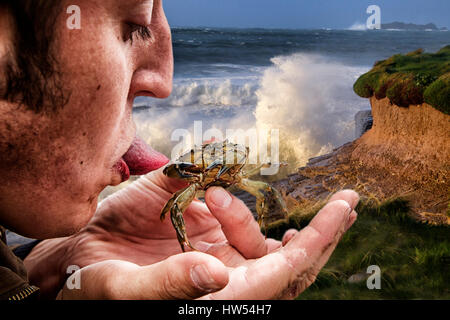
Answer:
[178,163,195,170]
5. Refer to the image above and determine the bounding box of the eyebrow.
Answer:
[118,0,155,19]
[120,0,155,11]
[123,0,154,6]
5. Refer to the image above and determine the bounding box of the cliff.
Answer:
[353,46,450,115]
[270,97,449,226]
[353,97,449,186]
[239,47,450,226]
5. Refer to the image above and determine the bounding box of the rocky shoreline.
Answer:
[236,97,449,227]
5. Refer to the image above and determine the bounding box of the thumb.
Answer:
[58,253,229,300]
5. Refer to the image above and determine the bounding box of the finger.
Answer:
[145,166,189,195]
[196,241,246,267]
[328,189,359,210]
[346,210,358,232]
[205,187,268,259]
[266,238,282,253]
[277,199,353,298]
[195,237,282,266]
[311,209,358,281]
[139,252,229,299]
[280,190,357,252]
[282,229,298,246]
[200,199,352,300]
[288,208,357,301]
[289,190,358,275]
[60,253,229,300]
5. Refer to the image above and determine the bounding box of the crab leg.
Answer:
[236,178,288,231]
[160,183,199,252]
[163,162,198,181]
[243,164,267,177]
[160,188,185,222]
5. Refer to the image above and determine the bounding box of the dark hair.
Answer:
[0,1,69,113]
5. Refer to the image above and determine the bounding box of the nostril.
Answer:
[134,91,156,98]
[129,70,172,100]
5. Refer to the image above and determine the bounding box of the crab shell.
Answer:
[163,141,250,188]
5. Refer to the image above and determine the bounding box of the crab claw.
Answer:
[160,183,199,252]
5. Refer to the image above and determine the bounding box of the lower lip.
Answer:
[113,158,130,182]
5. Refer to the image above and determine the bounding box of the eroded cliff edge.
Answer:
[269,46,450,225]
[353,97,448,192]
[272,96,449,225]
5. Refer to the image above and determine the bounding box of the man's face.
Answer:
[0,0,173,238]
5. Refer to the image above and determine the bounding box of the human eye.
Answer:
[123,22,153,44]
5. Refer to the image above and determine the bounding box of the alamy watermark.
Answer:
[66,5,81,30]
[367,265,381,289]
[366,5,381,30]
[66,265,81,290]
[170,121,281,176]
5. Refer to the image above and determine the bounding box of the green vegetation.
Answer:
[267,198,450,299]
[353,45,450,115]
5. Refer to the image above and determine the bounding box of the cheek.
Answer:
[36,16,137,209]
[54,20,134,163]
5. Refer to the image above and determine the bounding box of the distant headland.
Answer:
[381,22,448,31]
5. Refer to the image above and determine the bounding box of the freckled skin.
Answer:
[0,0,173,238]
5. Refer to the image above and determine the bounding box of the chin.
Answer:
[34,199,99,240]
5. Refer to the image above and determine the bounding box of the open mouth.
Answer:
[114,136,169,182]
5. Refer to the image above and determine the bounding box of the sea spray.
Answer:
[133,53,368,173]
[254,53,367,167]
[99,28,449,201]
[134,76,260,109]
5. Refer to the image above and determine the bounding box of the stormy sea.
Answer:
[133,28,450,172]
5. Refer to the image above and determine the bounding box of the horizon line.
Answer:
[170,25,449,31]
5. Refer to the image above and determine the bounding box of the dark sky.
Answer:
[163,0,450,29]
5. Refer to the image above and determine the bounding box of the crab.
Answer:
[160,140,289,252]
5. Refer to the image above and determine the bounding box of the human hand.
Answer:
[196,187,358,299]
[25,168,358,299]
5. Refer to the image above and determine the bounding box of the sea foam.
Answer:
[133,53,369,170]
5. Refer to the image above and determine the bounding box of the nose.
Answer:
[129,1,173,99]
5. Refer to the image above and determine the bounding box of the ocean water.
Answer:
[133,28,450,170]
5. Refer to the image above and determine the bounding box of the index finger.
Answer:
[204,187,268,259]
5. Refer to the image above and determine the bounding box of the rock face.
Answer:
[272,97,450,225]
[273,142,357,210]
[353,97,449,189]
[354,110,373,138]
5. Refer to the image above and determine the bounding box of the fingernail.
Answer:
[346,202,352,213]
[345,211,357,232]
[345,204,352,222]
[209,187,232,208]
[191,264,222,291]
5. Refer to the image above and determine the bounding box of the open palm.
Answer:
[26,168,358,299]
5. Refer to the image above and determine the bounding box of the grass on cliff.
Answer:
[353,45,450,115]
[266,198,450,299]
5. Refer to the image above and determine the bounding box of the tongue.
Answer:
[122,137,169,175]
